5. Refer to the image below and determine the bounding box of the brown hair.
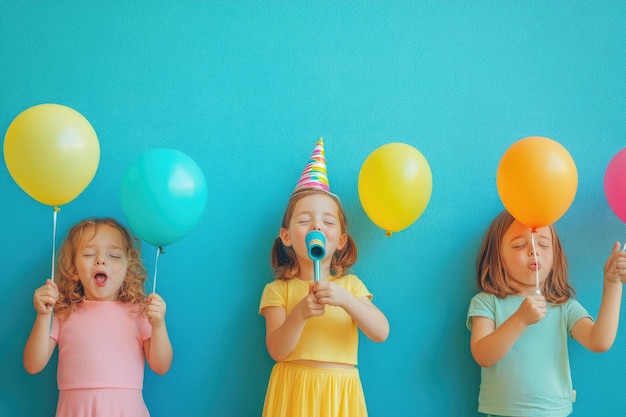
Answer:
[54,217,147,320]
[270,188,357,280]
[476,210,574,304]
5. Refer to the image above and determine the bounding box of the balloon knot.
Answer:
[53,206,61,212]
[531,228,537,233]
[158,246,165,254]
[385,231,392,237]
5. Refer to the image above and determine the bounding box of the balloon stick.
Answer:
[50,207,60,283]
[531,231,540,295]
[49,206,60,333]
[152,246,165,293]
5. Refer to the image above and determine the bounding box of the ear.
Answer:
[279,228,292,247]
[337,233,348,251]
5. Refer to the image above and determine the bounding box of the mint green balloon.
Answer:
[120,149,207,247]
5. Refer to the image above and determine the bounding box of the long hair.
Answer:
[476,210,574,304]
[270,188,357,280]
[54,217,147,320]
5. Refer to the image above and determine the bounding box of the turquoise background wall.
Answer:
[1,2,625,416]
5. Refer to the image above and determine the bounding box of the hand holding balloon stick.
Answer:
[306,231,326,282]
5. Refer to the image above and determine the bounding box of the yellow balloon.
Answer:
[358,143,433,236]
[4,103,100,207]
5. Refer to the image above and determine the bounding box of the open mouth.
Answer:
[94,273,108,287]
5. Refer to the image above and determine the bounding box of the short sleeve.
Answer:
[50,314,61,342]
[466,292,495,330]
[346,275,372,300]
[139,312,151,342]
[563,298,591,334]
[259,281,286,314]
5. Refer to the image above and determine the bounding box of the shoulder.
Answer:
[470,291,496,304]
[467,292,501,330]
[468,292,500,314]
[261,278,291,299]
[263,279,290,291]
[559,297,590,318]
[330,274,364,287]
[106,301,147,322]
[332,274,372,297]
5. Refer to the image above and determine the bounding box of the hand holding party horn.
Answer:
[306,231,326,282]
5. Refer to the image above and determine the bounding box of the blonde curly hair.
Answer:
[54,218,147,320]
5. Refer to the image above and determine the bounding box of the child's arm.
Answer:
[313,282,389,342]
[571,242,624,352]
[262,288,325,361]
[23,279,58,374]
[143,293,173,375]
[470,295,546,367]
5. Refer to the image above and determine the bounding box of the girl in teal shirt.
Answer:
[467,210,626,416]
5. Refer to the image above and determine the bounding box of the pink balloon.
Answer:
[604,148,626,223]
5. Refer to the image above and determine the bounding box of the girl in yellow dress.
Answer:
[259,139,389,417]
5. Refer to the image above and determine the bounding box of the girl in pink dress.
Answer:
[23,217,173,417]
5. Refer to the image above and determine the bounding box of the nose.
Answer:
[95,255,106,265]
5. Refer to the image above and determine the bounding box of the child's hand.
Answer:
[33,279,58,315]
[312,281,350,307]
[146,293,168,328]
[604,242,626,283]
[293,286,325,320]
[517,295,546,326]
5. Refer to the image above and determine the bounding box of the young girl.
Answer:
[467,210,625,417]
[23,217,173,417]
[259,139,389,417]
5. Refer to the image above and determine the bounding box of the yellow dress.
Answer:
[259,274,372,417]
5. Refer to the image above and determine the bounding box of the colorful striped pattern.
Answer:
[294,138,330,192]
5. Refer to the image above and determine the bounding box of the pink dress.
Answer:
[50,300,152,417]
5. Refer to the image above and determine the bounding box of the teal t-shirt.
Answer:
[467,292,590,417]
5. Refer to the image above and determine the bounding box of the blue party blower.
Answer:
[306,230,326,282]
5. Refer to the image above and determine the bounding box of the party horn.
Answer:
[306,230,326,260]
[306,230,326,282]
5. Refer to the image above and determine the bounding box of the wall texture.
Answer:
[1,2,625,416]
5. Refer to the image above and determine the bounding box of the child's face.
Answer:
[500,220,554,296]
[74,224,129,301]
[281,193,347,268]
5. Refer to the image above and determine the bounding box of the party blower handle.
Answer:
[306,231,326,282]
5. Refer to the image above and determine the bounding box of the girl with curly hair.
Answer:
[23,217,173,417]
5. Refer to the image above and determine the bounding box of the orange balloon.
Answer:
[496,136,577,229]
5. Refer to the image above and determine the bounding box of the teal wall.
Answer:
[1,2,625,416]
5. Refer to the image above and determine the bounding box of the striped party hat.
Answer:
[294,138,330,192]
